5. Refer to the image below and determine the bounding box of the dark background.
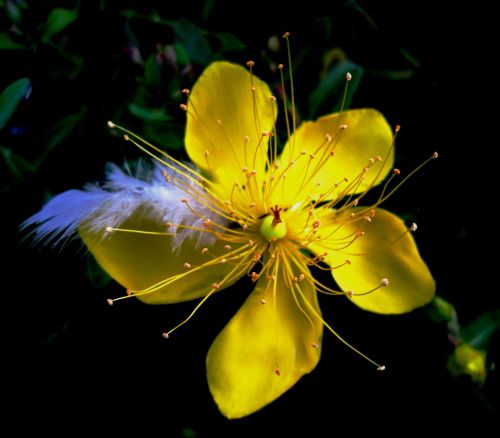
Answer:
[2,0,497,435]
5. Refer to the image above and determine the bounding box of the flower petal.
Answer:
[185,62,277,197]
[206,259,323,418]
[80,211,245,305]
[185,61,276,196]
[276,109,394,206]
[310,208,435,314]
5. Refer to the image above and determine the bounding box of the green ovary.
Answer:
[260,215,287,241]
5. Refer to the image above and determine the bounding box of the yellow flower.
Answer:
[27,60,436,418]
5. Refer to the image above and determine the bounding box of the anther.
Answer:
[410,223,418,232]
[346,72,352,81]
[180,197,188,203]
[105,226,113,233]
[162,332,169,339]
[395,124,401,132]
[123,134,129,141]
[345,259,351,265]
[381,278,389,287]
[339,124,348,130]
[201,248,209,254]
[393,168,401,175]
[183,263,192,269]
[212,283,220,290]
[432,151,439,159]
[204,150,209,157]
[251,272,259,282]
[224,245,232,250]
[311,342,319,349]
[377,365,386,371]
[181,88,190,95]
[278,63,284,70]
[107,121,115,128]
[347,290,354,298]
[220,258,227,264]
[203,219,212,227]
[261,298,267,305]
[325,133,332,142]
[106,298,114,306]
[270,96,277,103]
[179,103,187,111]
[246,60,255,67]
[282,31,290,38]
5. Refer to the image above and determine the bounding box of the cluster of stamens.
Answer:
[104,34,438,372]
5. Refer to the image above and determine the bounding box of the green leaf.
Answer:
[202,0,216,21]
[128,103,174,122]
[213,32,246,53]
[44,8,78,39]
[144,54,160,86]
[85,257,111,288]
[34,113,81,168]
[0,77,30,131]
[0,145,35,182]
[307,61,363,119]
[0,32,25,50]
[170,19,211,65]
[143,122,184,150]
[174,42,190,65]
[461,309,500,349]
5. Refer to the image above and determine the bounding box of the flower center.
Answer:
[260,205,287,241]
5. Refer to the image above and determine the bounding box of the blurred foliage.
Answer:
[429,297,499,384]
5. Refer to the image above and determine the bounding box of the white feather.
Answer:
[23,161,226,250]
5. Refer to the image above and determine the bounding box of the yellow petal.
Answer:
[80,211,245,304]
[185,61,276,197]
[206,259,323,418]
[275,109,394,206]
[310,208,435,314]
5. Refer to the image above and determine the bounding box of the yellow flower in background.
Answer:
[26,60,436,418]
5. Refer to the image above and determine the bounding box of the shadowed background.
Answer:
[2,0,497,435]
